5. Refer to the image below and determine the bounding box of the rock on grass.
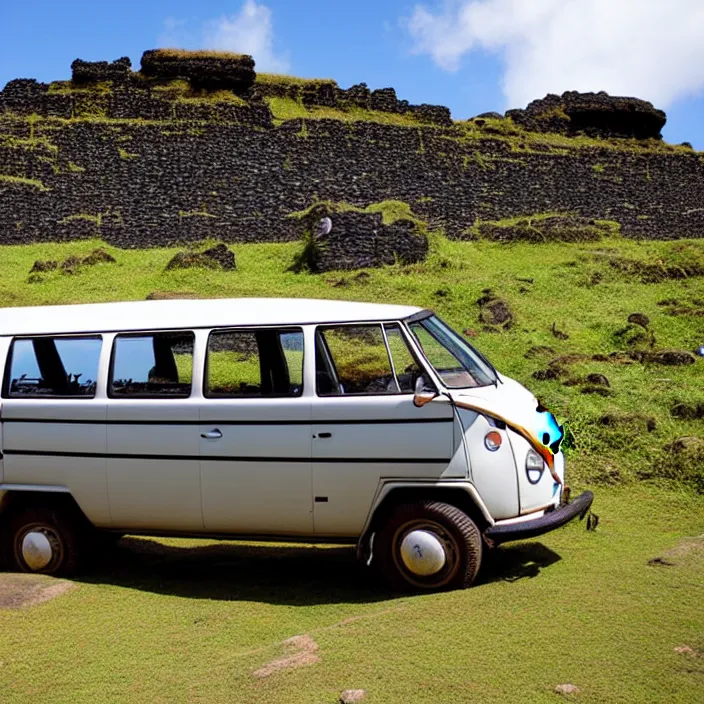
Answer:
[477,289,513,330]
[555,683,580,696]
[165,244,236,272]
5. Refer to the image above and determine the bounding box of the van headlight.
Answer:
[526,449,545,484]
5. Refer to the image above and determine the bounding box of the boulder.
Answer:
[477,290,513,330]
[627,312,650,328]
[291,204,428,273]
[29,259,58,274]
[82,247,116,265]
[651,350,696,366]
[202,243,236,270]
[140,49,256,93]
[506,91,666,139]
[165,251,220,271]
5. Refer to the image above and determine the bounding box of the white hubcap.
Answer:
[21,531,55,571]
[399,529,447,576]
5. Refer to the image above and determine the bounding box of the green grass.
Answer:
[266,97,428,128]
[0,234,703,701]
[0,486,702,703]
[0,234,702,490]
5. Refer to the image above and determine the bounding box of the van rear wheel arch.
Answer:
[0,491,94,576]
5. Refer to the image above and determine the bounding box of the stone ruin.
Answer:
[506,91,667,140]
[0,49,703,271]
[291,203,428,273]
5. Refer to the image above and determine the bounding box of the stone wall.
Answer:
[1,52,703,252]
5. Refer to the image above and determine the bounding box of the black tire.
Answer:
[3,504,88,577]
[375,501,482,592]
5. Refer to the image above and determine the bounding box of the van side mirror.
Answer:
[413,375,438,407]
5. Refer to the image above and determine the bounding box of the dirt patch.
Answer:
[648,534,704,568]
[555,683,581,697]
[0,573,74,610]
[252,634,320,678]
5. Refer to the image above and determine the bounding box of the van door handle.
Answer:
[317,432,332,439]
[201,429,223,440]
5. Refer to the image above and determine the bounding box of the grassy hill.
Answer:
[0,232,702,703]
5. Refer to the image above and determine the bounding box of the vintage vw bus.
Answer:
[0,298,593,591]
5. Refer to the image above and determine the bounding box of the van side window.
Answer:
[205,328,303,397]
[316,325,397,395]
[383,324,424,393]
[110,332,194,398]
[4,336,101,398]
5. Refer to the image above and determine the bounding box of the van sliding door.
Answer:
[198,327,312,535]
[105,332,203,531]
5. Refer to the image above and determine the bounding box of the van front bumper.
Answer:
[483,491,594,546]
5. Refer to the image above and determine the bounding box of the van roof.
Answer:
[0,298,424,337]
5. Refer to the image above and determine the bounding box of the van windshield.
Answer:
[407,315,496,388]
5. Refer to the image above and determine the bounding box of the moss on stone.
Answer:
[178,209,217,218]
[266,97,428,128]
[118,148,140,160]
[256,73,336,87]
[288,199,425,228]
[0,174,48,190]
[150,48,250,61]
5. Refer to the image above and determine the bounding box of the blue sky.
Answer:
[1,0,702,148]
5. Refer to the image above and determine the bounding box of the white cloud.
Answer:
[158,1,290,74]
[203,1,290,73]
[406,0,704,109]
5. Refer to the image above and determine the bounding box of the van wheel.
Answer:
[4,505,86,577]
[375,501,482,592]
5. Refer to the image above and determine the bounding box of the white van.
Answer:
[0,298,592,591]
